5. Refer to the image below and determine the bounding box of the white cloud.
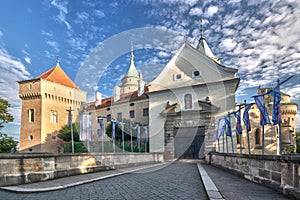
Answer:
[50,0,71,30]
[46,40,59,52]
[205,6,218,17]
[0,47,31,125]
[24,56,31,64]
[0,31,3,37]
[189,7,202,16]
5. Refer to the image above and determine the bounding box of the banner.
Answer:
[270,88,281,125]
[143,126,148,143]
[216,118,226,140]
[254,95,271,125]
[234,110,242,135]
[80,113,92,141]
[243,104,252,132]
[111,120,116,140]
[225,115,232,137]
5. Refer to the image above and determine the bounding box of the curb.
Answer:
[197,163,225,200]
[0,163,166,193]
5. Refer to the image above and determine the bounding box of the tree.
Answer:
[0,97,17,153]
[0,97,14,128]
[0,133,18,153]
[296,132,300,153]
[105,119,137,141]
[57,123,80,142]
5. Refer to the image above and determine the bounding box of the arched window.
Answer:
[184,94,192,110]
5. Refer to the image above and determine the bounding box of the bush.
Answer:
[64,141,88,153]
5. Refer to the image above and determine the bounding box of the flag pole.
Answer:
[262,124,265,155]
[67,107,74,153]
[238,105,242,154]
[223,134,225,153]
[277,79,283,156]
[122,122,125,152]
[218,139,220,152]
[130,123,133,152]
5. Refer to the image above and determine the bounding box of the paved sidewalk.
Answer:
[0,163,167,193]
[200,163,295,200]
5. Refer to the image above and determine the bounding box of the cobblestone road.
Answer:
[0,161,207,200]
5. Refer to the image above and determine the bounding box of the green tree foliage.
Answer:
[0,97,17,153]
[105,119,137,141]
[296,132,300,153]
[0,97,14,128]
[57,123,79,142]
[64,141,88,153]
[0,133,18,153]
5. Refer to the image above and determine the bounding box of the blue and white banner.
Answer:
[234,110,242,135]
[225,115,232,137]
[254,95,271,126]
[111,120,116,140]
[270,87,282,125]
[137,126,141,142]
[143,126,148,143]
[243,104,252,132]
[98,118,104,137]
[216,118,226,140]
[80,113,92,141]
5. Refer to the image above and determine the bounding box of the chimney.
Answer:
[114,86,121,102]
[95,91,102,107]
[138,73,145,96]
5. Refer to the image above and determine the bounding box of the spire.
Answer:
[196,18,220,64]
[124,42,139,78]
[56,56,60,66]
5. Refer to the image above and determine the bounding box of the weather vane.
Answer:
[56,56,60,66]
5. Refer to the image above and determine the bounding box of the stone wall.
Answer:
[0,152,163,186]
[206,152,300,199]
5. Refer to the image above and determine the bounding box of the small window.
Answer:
[29,109,34,122]
[117,112,122,121]
[143,108,149,116]
[107,114,111,122]
[130,110,135,118]
[174,72,183,81]
[106,107,111,111]
[184,94,192,110]
[192,70,201,78]
[130,102,135,106]
[50,111,58,123]
[28,135,33,141]
[29,84,32,90]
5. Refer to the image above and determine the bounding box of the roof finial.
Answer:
[130,41,134,61]
[200,18,204,38]
[56,56,60,66]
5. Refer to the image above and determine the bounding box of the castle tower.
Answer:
[18,60,86,153]
[120,43,140,94]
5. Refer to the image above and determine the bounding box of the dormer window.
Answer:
[192,70,201,78]
[174,72,183,81]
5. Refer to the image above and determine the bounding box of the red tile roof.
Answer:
[38,65,78,88]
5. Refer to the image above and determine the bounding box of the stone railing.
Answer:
[206,152,300,199]
[0,152,164,186]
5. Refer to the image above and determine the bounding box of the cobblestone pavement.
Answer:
[202,164,294,200]
[0,161,207,200]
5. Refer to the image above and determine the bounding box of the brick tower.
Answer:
[18,62,86,153]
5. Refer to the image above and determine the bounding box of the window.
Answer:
[184,94,192,109]
[255,129,261,145]
[130,102,135,106]
[192,70,201,78]
[143,108,149,116]
[106,107,111,111]
[117,112,122,121]
[237,134,241,144]
[29,109,34,122]
[174,72,183,81]
[28,135,33,140]
[50,111,57,123]
[130,110,135,118]
[107,114,111,122]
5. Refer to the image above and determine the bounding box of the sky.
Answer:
[0,0,300,141]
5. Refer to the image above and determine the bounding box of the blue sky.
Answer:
[0,0,300,141]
